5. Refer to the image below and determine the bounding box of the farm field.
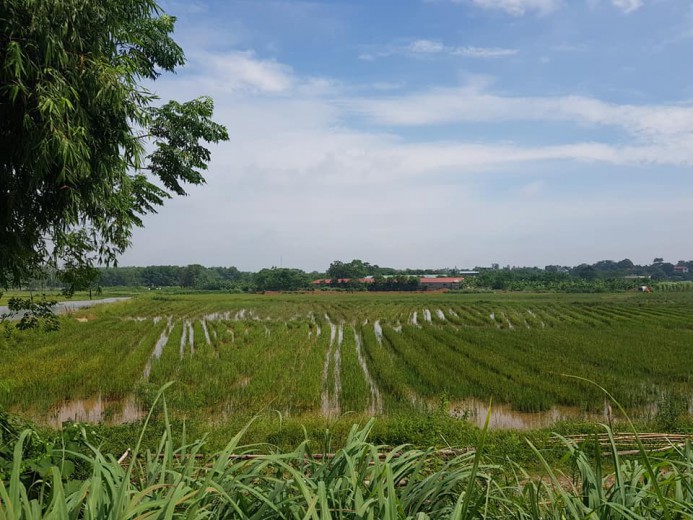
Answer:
[1,291,692,440]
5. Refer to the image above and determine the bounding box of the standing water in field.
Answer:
[436,309,446,321]
[451,399,610,430]
[310,312,322,337]
[334,323,343,410]
[527,309,546,328]
[423,309,432,323]
[48,395,144,427]
[374,320,383,345]
[353,327,383,414]
[321,315,341,417]
[143,317,174,378]
[410,311,419,327]
[180,321,190,358]
[201,320,211,345]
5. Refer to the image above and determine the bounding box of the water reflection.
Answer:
[451,399,609,430]
[46,395,144,427]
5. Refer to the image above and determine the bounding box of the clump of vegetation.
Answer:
[654,392,692,431]
[1,394,692,518]
[0,296,59,333]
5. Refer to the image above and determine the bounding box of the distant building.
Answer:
[311,277,464,290]
[419,277,463,290]
[311,278,372,285]
[673,266,690,274]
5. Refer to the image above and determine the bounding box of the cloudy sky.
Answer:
[120,0,693,271]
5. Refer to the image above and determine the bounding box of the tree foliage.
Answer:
[0,0,229,290]
[0,296,59,332]
[254,268,309,292]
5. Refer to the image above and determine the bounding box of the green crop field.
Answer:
[1,291,691,440]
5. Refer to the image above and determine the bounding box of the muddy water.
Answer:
[45,395,144,427]
[451,399,608,430]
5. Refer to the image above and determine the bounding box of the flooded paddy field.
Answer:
[1,291,692,438]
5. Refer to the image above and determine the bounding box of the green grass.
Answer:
[1,399,692,519]
[1,291,692,445]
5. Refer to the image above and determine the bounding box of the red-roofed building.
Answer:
[311,276,464,290]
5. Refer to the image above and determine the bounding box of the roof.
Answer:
[419,277,463,283]
[312,277,464,285]
[311,278,374,284]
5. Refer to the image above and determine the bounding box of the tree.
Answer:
[616,258,634,270]
[58,264,101,299]
[0,0,229,291]
[326,259,370,280]
[572,264,598,281]
[254,268,309,292]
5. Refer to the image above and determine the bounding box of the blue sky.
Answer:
[120,0,693,270]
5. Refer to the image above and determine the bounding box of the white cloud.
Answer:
[192,51,295,93]
[122,45,692,269]
[349,84,693,142]
[468,0,560,16]
[452,46,519,57]
[409,39,446,53]
[611,0,643,13]
[361,40,518,60]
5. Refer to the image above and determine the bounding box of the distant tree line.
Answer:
[464,258,693,292]
[13,257,693,295]
[97,265,254,291]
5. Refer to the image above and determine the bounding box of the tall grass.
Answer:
[1,392,692,519]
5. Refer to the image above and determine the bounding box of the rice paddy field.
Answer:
[1,291,691,440]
